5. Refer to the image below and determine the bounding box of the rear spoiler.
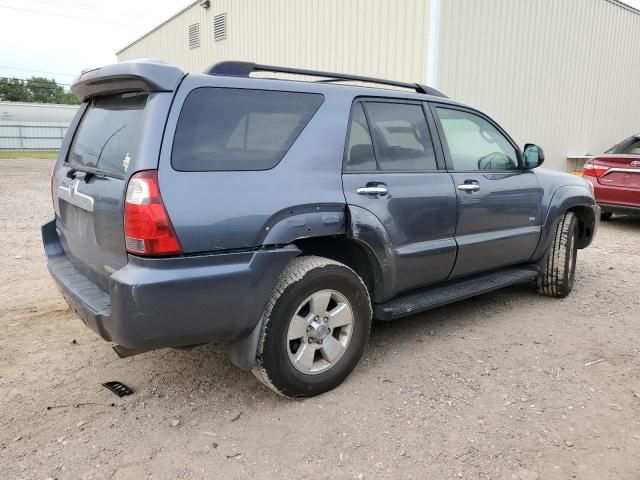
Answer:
[71,59,185,101]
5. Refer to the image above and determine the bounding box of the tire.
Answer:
[600,211,613,221]
[252,255,372,398]
[537,211,578,298]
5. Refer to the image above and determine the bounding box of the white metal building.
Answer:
[116,0,640,171]
[0,102,79,150]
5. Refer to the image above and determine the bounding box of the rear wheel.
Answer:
[600,211,613,221]
[252,256,372,398]
[537,211,578,298]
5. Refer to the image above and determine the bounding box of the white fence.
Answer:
[0,121,69,150]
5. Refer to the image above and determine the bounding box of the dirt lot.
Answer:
[1,158,639,480]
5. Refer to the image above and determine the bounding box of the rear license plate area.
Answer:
[59,201,94,238]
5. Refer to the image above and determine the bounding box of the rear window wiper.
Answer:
[64,164,125,180]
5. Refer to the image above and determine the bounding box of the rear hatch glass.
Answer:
[55,92,148,290]
[67,92,147,176]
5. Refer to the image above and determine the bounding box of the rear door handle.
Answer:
[357,185,388,196]
[457,184,480,192]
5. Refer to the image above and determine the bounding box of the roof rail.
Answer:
[204,61,448,98]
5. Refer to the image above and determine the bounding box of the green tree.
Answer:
[55,89,80,105]
[0,76,80,104]
[0,77,28,102]
[26,76,64,103]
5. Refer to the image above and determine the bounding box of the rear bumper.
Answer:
[42,220,299,350]
[587,177,640,212]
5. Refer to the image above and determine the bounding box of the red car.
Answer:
[583,134,640,220]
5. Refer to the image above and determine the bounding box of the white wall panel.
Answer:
[437,0,640,170]
[117,0,640,171]
[117,0,430,83]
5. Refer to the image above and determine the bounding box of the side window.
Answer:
[226,112,303,152]
[172,88,323,171]
[345,103,376,171]
[365,102,437,171]
[436,107,519,171]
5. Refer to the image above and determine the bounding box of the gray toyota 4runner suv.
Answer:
[43,60,599,398]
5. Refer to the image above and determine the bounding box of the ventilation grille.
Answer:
[213,13,227,42]
[188,23,200,49]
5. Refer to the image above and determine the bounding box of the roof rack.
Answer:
[203,61,448,98]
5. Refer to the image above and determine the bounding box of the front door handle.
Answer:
[457,184,480,192]
[357,185,388,196]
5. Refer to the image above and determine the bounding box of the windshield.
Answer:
[67,92,148,175]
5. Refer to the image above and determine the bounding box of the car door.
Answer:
[342,99,457,297]
[431,104,542,279]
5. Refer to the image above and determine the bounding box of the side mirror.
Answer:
[523,143,545,169]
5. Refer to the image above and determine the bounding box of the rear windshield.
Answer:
[605,135,640,155]
[172,88,324,171]
[67,92,148,175]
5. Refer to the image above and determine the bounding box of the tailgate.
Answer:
[53,92,148,290]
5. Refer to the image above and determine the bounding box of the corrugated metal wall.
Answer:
[117,0,640,171]
[117,0,430,83]
[0,103,77,150]
[437,0,640,170]
[0,122,69,150]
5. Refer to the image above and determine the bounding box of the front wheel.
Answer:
[537,211,578,298]
[252,256,372,398]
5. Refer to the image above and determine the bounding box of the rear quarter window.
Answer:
[171,88,324,171]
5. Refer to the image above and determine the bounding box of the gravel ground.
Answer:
[1,158,639,480]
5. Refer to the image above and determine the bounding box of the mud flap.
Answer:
[228,319,263,371]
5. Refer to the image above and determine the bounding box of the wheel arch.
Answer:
[291,235,385,303]
[567,204,597,249]
[531,185,597,261]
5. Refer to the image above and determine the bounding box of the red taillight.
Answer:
[583,161,609,178]
[124,170,182,256]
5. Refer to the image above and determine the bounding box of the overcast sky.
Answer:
[1,0,639,88]
[0,0,193,87]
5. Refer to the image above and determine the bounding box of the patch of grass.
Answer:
[0,150,58,160]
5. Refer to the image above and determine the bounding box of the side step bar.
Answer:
[373,265,539,321]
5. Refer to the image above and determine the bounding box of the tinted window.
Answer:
[344,103,376,171]
[67,92,147,175]
[606,136,640,155]
[436,108,518,171]
[365,103,437,171]
[172,88,323,171]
